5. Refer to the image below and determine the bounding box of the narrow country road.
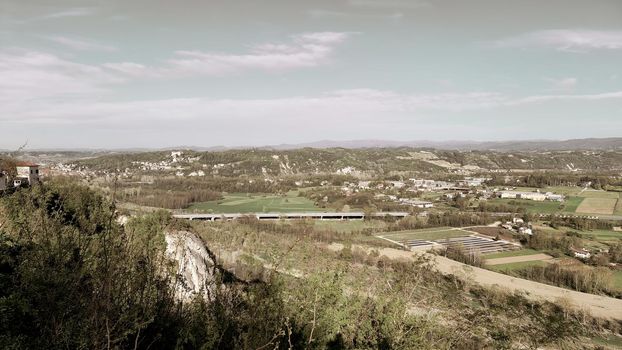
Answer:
[331,241,622,320]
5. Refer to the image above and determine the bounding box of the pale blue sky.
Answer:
[1,0,621,148]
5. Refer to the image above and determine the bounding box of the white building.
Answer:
[572,248,591,260]
[460,177,489,187]
[399,198,434,208]
[15,163,40,185]
[409,179,456,190]
[499,191,546,201]
[518,227,533,235]
[358,181,371,189]
[546,192,565,201]
[389,181,405,189]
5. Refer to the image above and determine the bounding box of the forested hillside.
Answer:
[71,148,622,177]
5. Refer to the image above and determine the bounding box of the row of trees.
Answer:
[514,263,617,297]
[485,173,622,189]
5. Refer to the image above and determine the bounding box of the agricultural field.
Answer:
[378,227,470,241]
[188,192,326,213]
[533,224,622,244]
[543,186,584,196]
[614,193,622,215]
[578,229,622,243]
[467,226,515,240]
[491,198,577,214]
[576,197,618,215]
[490,188,622,216]
[579,190,620,199]
[483,249,541,259]
[488,260,548,272]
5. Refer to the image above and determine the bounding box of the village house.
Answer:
[388,181,406,189]
[15,162,40,185]
[357,181,371,189]
[571,248,591,260]
[459,177,490,187]
[398,198,434,208]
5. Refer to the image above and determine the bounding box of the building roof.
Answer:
[15,161,39,167]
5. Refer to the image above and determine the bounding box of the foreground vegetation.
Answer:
[1,181,622,348]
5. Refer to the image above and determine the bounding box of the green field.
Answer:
[483,249,540,259]
[488,260,547,272]
[561,196,584,212]
[579,229,622,242]
[188,192,326,213]
[534,224,622,244]
[491,188,622,216]
[490,198,568,214]
[543,186,583,196]
[579,190,620,199]
[380,227,471,241]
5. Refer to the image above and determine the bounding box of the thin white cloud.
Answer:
[44,36,117,52]
[347,0,429,9]
[5,79,622,126]
[3,47,621,132]
[0,50,123,107]
[41,7,95,19]
[308,9,404,19]
[512,91,622,104]
[493,30,622,52]
[104,32,351,78]
[544,77,578,92]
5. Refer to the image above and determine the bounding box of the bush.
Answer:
[442,243,484,268]
[513,262,616,296]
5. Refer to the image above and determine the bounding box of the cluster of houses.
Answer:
[133,151,201,172]
[501,217,533,235]
[0,163,40,191]
[410,177,490,190]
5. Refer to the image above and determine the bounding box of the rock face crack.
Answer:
[165,230,216,301]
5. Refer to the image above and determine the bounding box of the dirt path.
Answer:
[485,253,553,266]
[327,242,622,320]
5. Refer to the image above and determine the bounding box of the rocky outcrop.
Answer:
[165,230,215,301]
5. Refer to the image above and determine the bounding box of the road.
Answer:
[329,242,622,320]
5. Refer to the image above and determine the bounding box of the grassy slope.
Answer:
[488,260,547,272]
[313,220,388,233]
[614,193,622,215]
[613,271,622,290]
[579,230,622,242]
[535,224,622,244]
[381,227,471,241]
[483,249,541,259]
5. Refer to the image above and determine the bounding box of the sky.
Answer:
[1,0,621,149]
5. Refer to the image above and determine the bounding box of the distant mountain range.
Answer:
[4,137,622,153]
[255,137,622,151]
